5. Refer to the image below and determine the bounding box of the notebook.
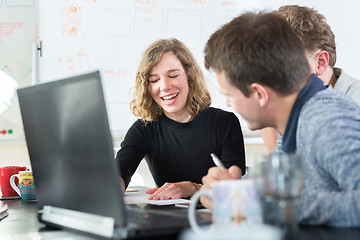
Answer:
[17,71,211,239]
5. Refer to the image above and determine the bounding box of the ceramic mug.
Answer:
[0,166,28,198]
[10,170,37,200]
[188,179,262,236]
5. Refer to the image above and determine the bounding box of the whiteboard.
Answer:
[39,0,360,139]
[0,0,38,144]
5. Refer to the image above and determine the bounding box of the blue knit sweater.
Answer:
[295,82,360,227]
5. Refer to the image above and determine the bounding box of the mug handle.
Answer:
[188,189,213,236]
[10,174,21,197]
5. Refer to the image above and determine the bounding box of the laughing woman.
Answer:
[116,38,245,200]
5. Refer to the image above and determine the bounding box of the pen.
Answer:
[210,153,227,171]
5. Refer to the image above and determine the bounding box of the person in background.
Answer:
[261,5,360,152]
[116,38,246,200]
[201,11,360,227]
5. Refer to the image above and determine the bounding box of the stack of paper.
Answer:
[0,204,9,220]
[124,191,191,206]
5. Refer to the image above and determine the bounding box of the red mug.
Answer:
[0,166,28,198]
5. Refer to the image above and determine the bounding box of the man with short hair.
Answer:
[201,11,360,227]
[261,5,360,152]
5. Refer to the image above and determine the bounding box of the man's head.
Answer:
[204,11,310,130]
[205,11,309,97]
[276,5,336,84]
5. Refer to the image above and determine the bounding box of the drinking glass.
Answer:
[252,152,304,239]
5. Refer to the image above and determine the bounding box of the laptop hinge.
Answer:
[42,205,115,238]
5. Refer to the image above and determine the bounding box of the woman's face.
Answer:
[148,52,190,122]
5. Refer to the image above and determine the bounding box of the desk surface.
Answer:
[0,199,98,240]
[0,199,183,240]
[1,199,360,240]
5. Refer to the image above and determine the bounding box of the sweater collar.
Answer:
[281,74,326,152]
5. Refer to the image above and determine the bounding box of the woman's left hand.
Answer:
[146,181,200,200]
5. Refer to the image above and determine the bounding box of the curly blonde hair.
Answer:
[130,38,211,122]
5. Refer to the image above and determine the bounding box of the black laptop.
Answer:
[17,71,210,239]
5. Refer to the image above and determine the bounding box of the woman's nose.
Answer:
[160,78,171,91]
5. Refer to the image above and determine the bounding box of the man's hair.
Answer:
[276,5,336,67]
[204,11,310,97]
[130,38,211,122]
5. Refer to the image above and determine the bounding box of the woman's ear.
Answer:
[249,83,269,107]
[315,50,330,76]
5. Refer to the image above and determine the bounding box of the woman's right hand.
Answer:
[146,181,199,200]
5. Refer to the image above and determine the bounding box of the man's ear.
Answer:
[315,50,330,76]
[250,83,269,107]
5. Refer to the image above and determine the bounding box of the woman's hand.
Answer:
[146,181,200,200]
[120,177,125,193]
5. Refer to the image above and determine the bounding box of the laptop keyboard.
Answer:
[126,205,189,226]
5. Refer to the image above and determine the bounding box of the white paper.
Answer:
[0,204,8,214]
[124,191,191,206]
[0,204,9,220]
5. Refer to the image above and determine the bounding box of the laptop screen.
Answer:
[17,71,126,226]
